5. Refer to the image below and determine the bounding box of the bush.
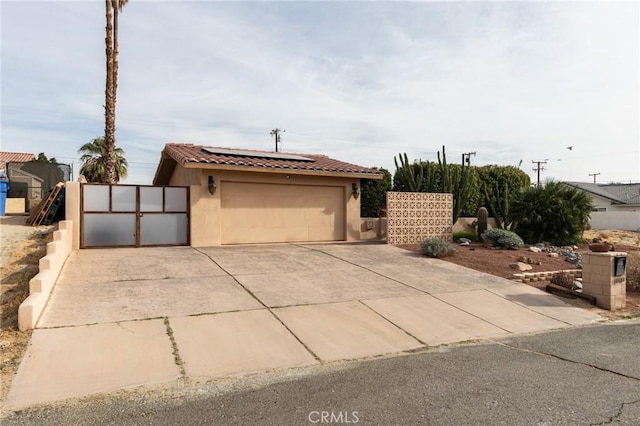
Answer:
[420,238,457,258]
[453,231,477,242]
[510,181,594,246]
[627,251,640,292]
[360,168,392,217]
[481,228,524,249]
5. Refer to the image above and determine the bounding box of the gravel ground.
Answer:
[1,215,53,402]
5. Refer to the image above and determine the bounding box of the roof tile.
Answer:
[163,143,383,176]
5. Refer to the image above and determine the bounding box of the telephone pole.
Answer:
[462,152,477,165]
[532,160,548,187]
[588,172,600,184]
[270,128,285,152]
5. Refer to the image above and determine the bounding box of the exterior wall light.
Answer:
[208,176,217,195]
[352,183,360,200]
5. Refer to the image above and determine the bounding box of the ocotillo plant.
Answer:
[394,153,423,192]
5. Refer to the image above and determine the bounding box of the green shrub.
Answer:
[510,181,594,246]
[481,228,524,249]
[420,238,457,258]
[360,167,392,217]
[453,231,477,242]
[627,251,640,292]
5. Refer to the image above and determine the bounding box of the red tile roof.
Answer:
[160,143,383,178]
[0,152,35,164]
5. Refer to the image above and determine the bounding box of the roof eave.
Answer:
[183,162,383,180]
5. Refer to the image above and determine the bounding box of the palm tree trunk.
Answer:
[104,0,116,184]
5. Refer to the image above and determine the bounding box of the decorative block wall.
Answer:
[387,192,453,245]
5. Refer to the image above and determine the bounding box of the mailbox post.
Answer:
[582,251,627,310]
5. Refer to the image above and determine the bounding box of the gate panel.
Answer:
[81,184,189,248]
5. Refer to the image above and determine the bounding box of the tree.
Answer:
[79,136,128,183]
[104,0,129,184]
[360,168,392,217]
[510,180,594,246]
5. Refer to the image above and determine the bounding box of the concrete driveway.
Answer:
[6,243,602,408]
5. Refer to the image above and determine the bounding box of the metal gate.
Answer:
[81,184,189,248]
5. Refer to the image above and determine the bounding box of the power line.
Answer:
[532,160,548,186]
[270,128,285,152]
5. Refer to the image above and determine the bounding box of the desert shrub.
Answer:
[453,231,477,242]
[510,181,594,246]
[550,272,579,290]
[481,228,524,249]
[627,251,640,292]
[420,238,457,258]
[360,167,392,217]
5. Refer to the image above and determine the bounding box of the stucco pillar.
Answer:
[581,251,627,310]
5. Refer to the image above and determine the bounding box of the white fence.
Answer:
[589,211,640,231]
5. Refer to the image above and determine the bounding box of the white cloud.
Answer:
[2,1,638,184]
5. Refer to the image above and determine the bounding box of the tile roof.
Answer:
[162,143,383,177]
[0,151,35,165]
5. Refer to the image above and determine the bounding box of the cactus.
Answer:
[482,181,512,230]
[437,145,471,224]
[476,206,488,239]
[394,153,423,192]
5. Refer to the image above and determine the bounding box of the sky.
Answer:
[2,0,639,185]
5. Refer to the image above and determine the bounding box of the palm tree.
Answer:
[511,180,593,245]
[79,136,128,183]
[104,0,129,184]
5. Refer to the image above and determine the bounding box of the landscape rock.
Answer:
[548,253,559,258]
[459,241,470,246]
[457,238,472,244]
[510,262,533,271]
[528,246,542,253]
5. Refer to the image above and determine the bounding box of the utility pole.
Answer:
[462,152,477,165]
[532,160,548,186]
[270,128,285,152]
[588,172,600,184]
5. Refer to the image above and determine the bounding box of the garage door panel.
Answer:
[221,182,345,244]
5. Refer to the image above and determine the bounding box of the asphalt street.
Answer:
[3,320,639,426]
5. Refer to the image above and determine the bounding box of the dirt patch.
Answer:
[1,216,53,402]
[397,237,640,320]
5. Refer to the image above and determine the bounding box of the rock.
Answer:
[575,282,583,290]
[534,260,542,266]
[528,246,542,253]
[510,262,533,271]
[459,241,470,246]
[548,253,559,258]
[457,238,472,244]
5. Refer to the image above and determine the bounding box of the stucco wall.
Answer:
[171,167,361,246]
[359,217,388,240]
[386,192,453,244]
[453,217,498,233]
[590,211,640,231]
[18,220,74,330]
[65,181,81,251]
[589,194,629,212]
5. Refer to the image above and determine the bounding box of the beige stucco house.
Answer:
[153,143,383,246]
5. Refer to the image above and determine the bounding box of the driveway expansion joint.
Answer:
[357,300,427,347]
[163,317,185,376]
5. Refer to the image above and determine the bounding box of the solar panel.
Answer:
[202,147,315,162]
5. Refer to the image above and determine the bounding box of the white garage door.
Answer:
[221,182,345,244]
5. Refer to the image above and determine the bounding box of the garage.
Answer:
[221,182,345,244]
[152,143,382,246]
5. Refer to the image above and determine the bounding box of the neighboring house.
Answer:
[563,181,640,231]
[153,143,383,246]
[0,151,35,173]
